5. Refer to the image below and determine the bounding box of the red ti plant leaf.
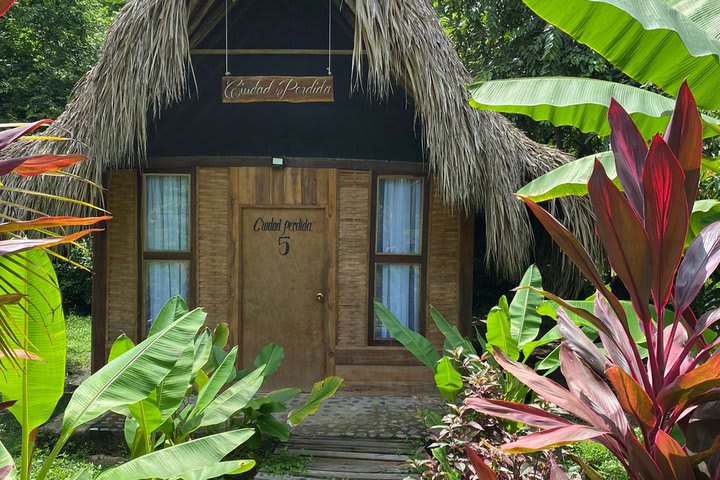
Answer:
[518,195,628,325]
[556,308,608,374]
[559,344,630,436]
[0,120,51,152]
[492,349,601,427]
[608,98,648,220]
[663,80,702,211]
[465,446,498,480]
[0,215,111,233]
[0,229,99,256]
[0,0,15,16]
[658,351,720,412]
[642,136,688,312]
[465,397,573,429]
[6,154,84,176]
[606,365,657,434]
[654,429,695,480]
[675,221,720,319]
[588,159,652,323]
[499,425,607,453]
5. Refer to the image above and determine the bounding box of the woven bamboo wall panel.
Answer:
[231,167,331,206]
[427,180,461,351]
[105,170,138,351]
[336,170,371,347]
[197,168,230,332]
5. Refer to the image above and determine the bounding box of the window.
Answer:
[371,176,427,343]
[142,174,192,333]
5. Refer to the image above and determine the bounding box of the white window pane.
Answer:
[377,178,422,254]
[374,264,420,339]
[146,260,189,331]
[146,175,190,251]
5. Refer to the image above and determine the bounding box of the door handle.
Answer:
[316,292,325,303]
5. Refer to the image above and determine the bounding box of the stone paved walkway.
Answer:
[281,395,439,439]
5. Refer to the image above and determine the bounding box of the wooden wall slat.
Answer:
[197,168,231,332]
[105,171,138,354]
[427,181,461,351]
[336,170,371,347]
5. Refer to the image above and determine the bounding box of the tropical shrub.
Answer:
[412,349,553,480]
[0,288,258,480]
[466,84,720,479]
[108,298,343,469]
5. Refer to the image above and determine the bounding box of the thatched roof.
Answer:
[2,0,602,292]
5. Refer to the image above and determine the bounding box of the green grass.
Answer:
[570,442,630,480]
[261,449,310,476]
[66,314,91,375]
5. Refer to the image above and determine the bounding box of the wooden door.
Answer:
[240,206,327,390]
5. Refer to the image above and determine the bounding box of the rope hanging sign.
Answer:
[220,0,335,103]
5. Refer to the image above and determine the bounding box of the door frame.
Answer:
[233,202,336,380]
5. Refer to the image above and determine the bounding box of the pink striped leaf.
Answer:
[499,425,607,453]
[465,446,498,480]
[642,136,688,310]
[663,81,702,211]
[464,397,572,429]
[588,159,652,323]
[608,98,648,219]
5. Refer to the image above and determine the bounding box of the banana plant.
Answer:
[108,301,343,460]
[0,294,256,480]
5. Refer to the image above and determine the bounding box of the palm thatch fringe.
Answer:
[1,0,603,293]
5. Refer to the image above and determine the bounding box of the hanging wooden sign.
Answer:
[222,76,334,103]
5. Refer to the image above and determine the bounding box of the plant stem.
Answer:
[35,432,70,480]
[20,425,30,480]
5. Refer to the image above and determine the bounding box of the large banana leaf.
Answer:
[61,308,206,438]
[287,376,344,426]
[663,0,720,39]
[517,151,618,203]
[199,367,264,428]
[191,346,238,417]
[520,0,720,110]
[173,460,256,480]
[374,301,440,369]
[0,251,65,432]
[469,77,720,138]
[95,430,254,480]
[509,265,543,350]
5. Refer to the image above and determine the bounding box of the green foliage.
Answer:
[568,442,629,480]
[0,0,122,121]
[260,449,310,477]
[65,314,91,375]
[54,238,92,315]
[434,0,629,157]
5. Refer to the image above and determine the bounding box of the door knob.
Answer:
[316,292,325,303]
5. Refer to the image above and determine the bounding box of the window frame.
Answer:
[139,170,196,338]
[368,172,430,346]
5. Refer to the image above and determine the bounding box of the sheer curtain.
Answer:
[145,175,190,328]
[146,176,189,251]
[375,178,422,339]
[146,261,189,326]
[375,264,420,338]
[377,178,421,254]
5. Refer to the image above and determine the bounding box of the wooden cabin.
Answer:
[4,0,597,394]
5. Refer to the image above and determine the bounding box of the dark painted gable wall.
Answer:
[147,0,426,163]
